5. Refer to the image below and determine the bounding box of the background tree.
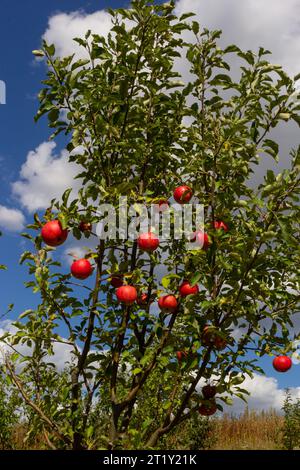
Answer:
[2,0,300,450]
[282,390,300,450]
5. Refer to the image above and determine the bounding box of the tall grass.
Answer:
[8,408,286,450]
[212,408,283,450]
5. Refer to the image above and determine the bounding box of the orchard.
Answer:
[1,0,300,451]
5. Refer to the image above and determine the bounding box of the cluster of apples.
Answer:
[113,279,199,310]
[199,384,218,416]
[41,219,94,280]
[40,193,292,375]
[136,185,230,253]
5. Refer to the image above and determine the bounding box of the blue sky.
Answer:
[0,1,125,322]
[1,0,300,411]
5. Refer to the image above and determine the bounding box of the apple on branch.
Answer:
[79,221,92,233]
[198,400,217,416]
[41,220,68,247]
[272,356,292,372]
[71,259,93,280]
[110,276,124,288]
[173,185,193,204]
[179,280,199,297]
[158,295,178,313]
[116,285,138,305]
[137,232,160,252]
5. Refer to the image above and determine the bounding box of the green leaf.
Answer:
[57,213,69,230]
[62,188,73,205]
[191,21,200,35]
[44,43,55,56]
[19,309,34,319]
[224,45,241,54]
[190,272,202,287]
[32,50,45,57]
[48,108,59,123]
[179,12,196,21]
[161,276,171,289]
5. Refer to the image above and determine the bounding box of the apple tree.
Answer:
[2,0,300,450]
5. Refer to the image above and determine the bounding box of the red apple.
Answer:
[110,276,123,288]
[137,232,160,252]
[198,400,217,416]
[213,220,229,232]
[272,356,292,372]
[173,185,193,204]
[41,220,68,247]
[116,285,138,305]
[79,221,92,232]
[202,326,227,350]
[196,231,210,250]
[176,351,188,362]
[156,200,170,212]
[137,293,149,306]
[190,232,197,242]
[71,259,93,280]
[179,280,199,297]
[158,295,178,313]
[202,384,217,399]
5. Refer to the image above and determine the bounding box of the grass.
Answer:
[5,408,286,450]
[211,408,284,450]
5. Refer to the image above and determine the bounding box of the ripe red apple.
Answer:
[79,221,92,232]
[158,295,178,313]
[189,230,210,249]
[176,351,188,362]
[198,400,217,416]
[137,232,160,252]
[137,293,149,306]
[173,185,193,204]
[213,220,229,232]
[202,384,217,399]
[116,285,138,305]
[196,231,210,250]
[41,220,68,247]
[110,276,123,288]
[272,356,292,372]
[179,280,199,297]
[71,259,93,280]
[156,200,170,212]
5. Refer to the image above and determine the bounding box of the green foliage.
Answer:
[282,390,300,450]
[1,0,300,450]
[0,368,20,449]
[171,413,217,450]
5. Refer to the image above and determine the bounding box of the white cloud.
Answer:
[196,370,300,415]
[62,245,90,266]
[41,2,300,76]
[0,205,25,231]
[12,141,81,213]
[175,0,300,76]
[0,320,74,371]
[228,373,300,414]
[42,10,113,58]
[1,321,299,413]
